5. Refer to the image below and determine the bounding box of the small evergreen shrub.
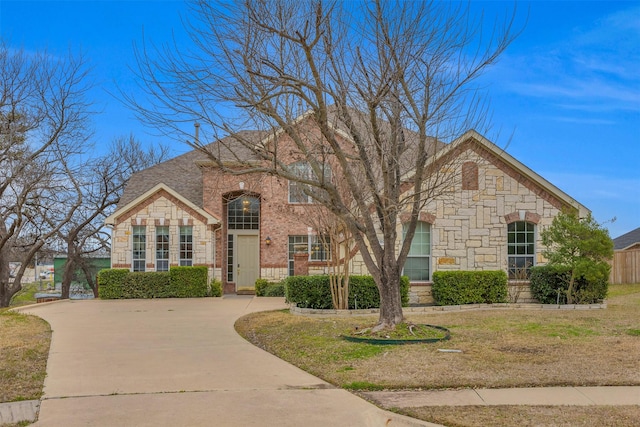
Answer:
[285,275,409,309]
[123,272,172,298]
[255,278,270,297]
[431,270,507,306]
[529,265,607,304]
[210,278,222,297]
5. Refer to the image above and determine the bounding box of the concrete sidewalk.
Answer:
[362,386,640,408]
[13,297,433,427]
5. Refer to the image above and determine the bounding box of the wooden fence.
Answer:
[610,249,640,285]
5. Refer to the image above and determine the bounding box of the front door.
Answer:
[236,235,259,292]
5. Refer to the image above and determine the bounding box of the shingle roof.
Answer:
[613,227,640,250]
[117,130,267,210]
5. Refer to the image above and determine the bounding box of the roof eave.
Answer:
[105,183,219,226]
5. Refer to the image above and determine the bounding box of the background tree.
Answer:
[541,212,614,304]
[130,0,517,329]
[0,42,93,307]
[55,136,168,299]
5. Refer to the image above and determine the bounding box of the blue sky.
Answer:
[1,0,639,238]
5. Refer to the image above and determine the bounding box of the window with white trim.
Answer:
[228,195,259,230]
[179,226,193,266]
[287,235,331,276]
[155,226,169,272]
[402,221,431,281]
[288,161,331,204]
[132,225,146,272]
[508,221,535,279]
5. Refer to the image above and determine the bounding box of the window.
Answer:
[288,235,331,276]
[155,226,169,272]
[179,226,193,266]
[227,234,234,282]
[310,235,331,262]
[132,225,146,272]
[402,221,431,281]
[288,161,331,204]
[228,195,259,230]
[508,221,535,279]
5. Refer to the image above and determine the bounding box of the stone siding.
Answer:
[110,194,215,280]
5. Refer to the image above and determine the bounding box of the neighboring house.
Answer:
[105,114,589,303]
[610,227,640,285]
[613,227,640,251]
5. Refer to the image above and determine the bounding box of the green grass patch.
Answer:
[342,381,385,391]
[607,283,640,298]
[337,344,386,360]
[518,322,598,339]
[9,282,41,307]
[626,329,640,337]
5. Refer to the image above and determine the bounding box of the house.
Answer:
[613,227,640,251]
[105,113,589,303]
[610,227,640,285]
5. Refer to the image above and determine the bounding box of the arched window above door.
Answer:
[228,195,260,230]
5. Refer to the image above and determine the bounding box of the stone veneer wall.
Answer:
[345,145,564,305]
[110,194,215,280]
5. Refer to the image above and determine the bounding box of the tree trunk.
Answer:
[375,263,404,330]
[61,259,75,299]
[566,271,576,305]
[0,253,22,307]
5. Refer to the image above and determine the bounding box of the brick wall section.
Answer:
[201,124,337,285]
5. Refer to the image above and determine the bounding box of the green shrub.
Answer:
[98,269,129,299]
[285,275,409,309]
[124,272,171,298]
[431,270,507,306]
[210,278,222,297]
[285,276,330,308]
[98,267,209,299]
[255,278,270,297]
[169,266,208,298]
[529,265,607,304]
[263,282,285,297]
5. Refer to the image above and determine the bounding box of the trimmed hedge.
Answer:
[432,270,508,306]
[285,275,409,309]
[169,266,208,297]
[98,266,209,299]
[96,269,129,299]
[264,282,285,297]
[255,278,286,297]
[529,265,608,304]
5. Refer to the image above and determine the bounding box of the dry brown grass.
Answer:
[398,405,640,427]
[0,310,51,403]
[235,283,640,426]
[236,284,640,390]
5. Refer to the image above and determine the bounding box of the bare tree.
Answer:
[55,136,168,299]
[129,0,517,329]
[0,42,93,307]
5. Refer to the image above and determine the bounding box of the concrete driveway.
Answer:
[20,297,432,426]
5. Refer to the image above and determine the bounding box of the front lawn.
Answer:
[235,283,640,426]
[0,309,51,403]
